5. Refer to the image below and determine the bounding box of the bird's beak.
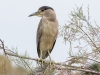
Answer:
[28,12,39,17]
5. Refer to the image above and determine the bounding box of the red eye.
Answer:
[41,9,44,12]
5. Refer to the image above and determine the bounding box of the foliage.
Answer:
[60,5,100,74]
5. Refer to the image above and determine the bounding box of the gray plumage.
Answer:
[29,6,58,59]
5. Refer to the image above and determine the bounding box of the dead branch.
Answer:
[1,39,100,74]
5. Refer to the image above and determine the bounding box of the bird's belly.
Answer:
[40,39,54,51]
[40,25,56,51]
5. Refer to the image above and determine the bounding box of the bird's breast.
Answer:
[40,19,58,51]
[42,20,57,39]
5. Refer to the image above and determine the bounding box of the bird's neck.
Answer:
[43,11,57,22]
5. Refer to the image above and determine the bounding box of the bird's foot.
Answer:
[49,60,54,68]
[36,58,40,67]
[40,58,44,68]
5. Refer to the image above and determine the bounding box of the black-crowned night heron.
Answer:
[28,6,58,64]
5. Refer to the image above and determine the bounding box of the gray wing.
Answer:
[36,19,42,57]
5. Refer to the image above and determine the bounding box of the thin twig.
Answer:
[55,66,100,74]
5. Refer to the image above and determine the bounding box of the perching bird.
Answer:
[29,6,58,60]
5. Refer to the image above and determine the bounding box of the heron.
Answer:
[28,6,58,65]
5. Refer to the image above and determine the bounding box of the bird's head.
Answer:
[28,6,54,17]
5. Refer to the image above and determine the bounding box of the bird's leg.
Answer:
[48,50,53,67]
[40,50,43,67]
